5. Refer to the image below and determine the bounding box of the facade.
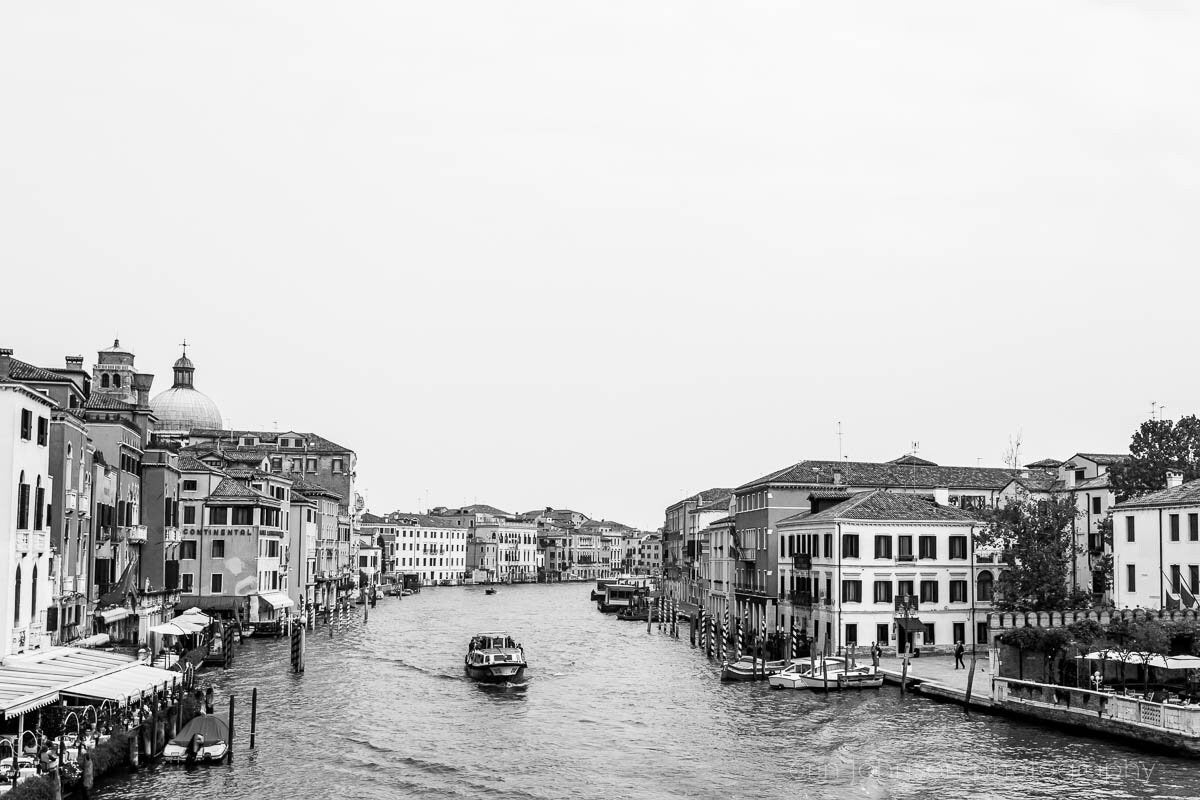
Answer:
[778,490,991,656]
[663,488,732,605]
[288,491,319,609]
[635,533,663,575]
[0,354,57,656]
[470,519,538,582]
[1110,473,1200,610]
[363,512,468,585]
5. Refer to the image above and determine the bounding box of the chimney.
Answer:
[132,373,154,407]
[0,348,12,381]
[934,487,950,506]
[832,469,843,486]
[64,355,84,371]
[1167,470,1184,489]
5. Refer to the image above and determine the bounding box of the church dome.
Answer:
[150,345,223,432]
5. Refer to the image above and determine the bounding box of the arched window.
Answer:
[101,373,110,388]
[978,570,994,602]
[34,476,44,530]
[112,373,122,388]
[16,471,29,530]
[31,564,37,618]
[13,565,21,626]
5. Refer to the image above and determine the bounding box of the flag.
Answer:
[1183,582,1199,609]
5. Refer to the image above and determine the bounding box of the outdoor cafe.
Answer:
[1079,650,1200,704]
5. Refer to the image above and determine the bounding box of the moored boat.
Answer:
[162,714,230,764]
[597,583,643,613]
[465,632,528,683]
[769,657,846,690]
[796,659,883,691]
[720,657,794,682]
[485,588,497,595]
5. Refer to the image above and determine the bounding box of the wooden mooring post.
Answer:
[250,688,258,748]
[964,652,978,714]
[227,695,236,763]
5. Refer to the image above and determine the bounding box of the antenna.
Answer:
[911,441,920,457]
[1151,401,1157,421]
[837,422,844,461]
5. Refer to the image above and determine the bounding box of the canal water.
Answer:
[102,583,1200,799]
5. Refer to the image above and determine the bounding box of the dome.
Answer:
[150,387,223,432]
[174,354,194,370]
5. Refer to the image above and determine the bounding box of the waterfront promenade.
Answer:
[875,654,994,709]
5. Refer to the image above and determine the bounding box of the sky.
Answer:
[2,2,1197,530]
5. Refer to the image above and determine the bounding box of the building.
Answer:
[1110,472,1200,610]
[635,532,663,575]
[729,455,1017,642]
[0,350,58,656]
[469,519,539,583]
[777,489,992,655]
[148,348,224,434]
[362,512,468,586]
[663,488,732,606]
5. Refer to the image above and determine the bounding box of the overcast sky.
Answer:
[3,2,1197,529]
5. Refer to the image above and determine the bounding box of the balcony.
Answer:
[65,489,78,513]
[15,532,30,553]
[788,591,813,607]
[792,554,812,570]
[896,553,915,562]
[163,526,181,544]
[127,525,148,544]
[79,493,90,517]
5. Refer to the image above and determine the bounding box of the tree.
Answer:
[976,495,1085,611]
[1105,617,1170,691]
[1108,415,1200,501]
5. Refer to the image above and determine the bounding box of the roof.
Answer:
[187,428,353,455]
[738,459,1017,492]
[362,512,462,529]
[7,358,73,385]
[1005,475,1063,493]
[1113,479,1200,511]
[84,394,133,411]
[0,647,139,719]
[290,477,343,501]
[178,455,226,475]
[62,663,181,704]
[670,488,733,508]
[777,490,979,525]
[1070,453,1130,467]
[459,504,509,516]
[209,477,273,502]
[1025,458,1063,469]
[888,455,939,467]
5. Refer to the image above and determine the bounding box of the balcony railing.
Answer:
[15,531,31,553]
[79,493,90,517]
[788,591,813,607]
[163,526,181,544]
[127,525,148,544]
[65,489,78,513]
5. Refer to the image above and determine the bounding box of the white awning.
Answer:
[148,622,192,637]
[0,648,136,719]
[257,592,294,610]
[98,607,132,624]
[1079,651,1200,669]
[62,663,182,704]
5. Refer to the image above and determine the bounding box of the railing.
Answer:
[163,526,181,544]
[792,554,812,570]
[114,526,128,542]
[29,531,48,552]
[788,591,813,606]
[995,678,1200,737]
[896,553,915,562]
[65,489,78,513]
[127,525,148,544]
[15,531,31,552]
[79,493,90,516]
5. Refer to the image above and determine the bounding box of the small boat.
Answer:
[796,658,883,691]
[590,578,619,602]
[596,583,642,613]
[485,588,497,595]
[162,714,230,764]
[465,632,527,683]
[769,657,846,690]
[720,657,794,682]
[616,603,660,622]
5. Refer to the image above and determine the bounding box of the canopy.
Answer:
[62,663,181,704]
[257,592,294,610]
[1078,651,1200,670]
[169,714,229,747]
[148,622,193,637]
[895,617,925,635]
[98,607,131,624]
[176,609,212,624]
[0,648,136,719]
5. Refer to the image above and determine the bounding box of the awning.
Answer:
[62,663,182,704]
[98,607,132,624]
[895,617,925,635]
[1079,651,1200,670]
[0,647,137,719]
[177,608,212,623]
[148,622,193,637]
[257,592,294,610]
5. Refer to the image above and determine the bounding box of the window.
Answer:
[183,506,196,525]
[1191,565,1199,594]
[241,437,256,446]
[180,541,197,559]
[823,533,833,558]
[112,373,121,387]
[12,566,20,625]
[977,621,989,646]
[231,507,253,525]
[16,472,30,530]
[953,622,965,646]
[1092,496,1102,515]
[100,374,110,389]
[842,534,859,558]
[1126,516,1135,542]
[210,573,223,593]
[923,623,935,645]
[918,536,937,559]
[949,536,967,560]
[898,535,913,560]
[873,581,893,603]
[1171,515,1181,542]
[30,565,36,618]
[306,458,317,473]
[36,417,47,446]
[183,480,197,492]
[1172,565,1182,594]
[1192,514,1199,542]
[1127,564,1136,593]
[877,623,890,645]
[842,580,862,603]
[874,535,892,559]
[33,479,44,530]
[897,580,914,601]
[181,573,194,593]
[332,458,344,473]
[210,507,228,525]
[1075,469,1085,483]
[845,623,858,646]
[211,540,225,558]
[271,458,282,472]
[950,579,968,603]
[919,580,939,603]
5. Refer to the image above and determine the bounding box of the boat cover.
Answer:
[170,714,229,747]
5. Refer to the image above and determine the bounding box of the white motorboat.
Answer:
[797,659,883,691]
[768,656,848,690]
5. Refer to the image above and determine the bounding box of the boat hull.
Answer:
[720,659,790,682]
[161,742,228,764]
[798,670,884,691]
[465,663,527,683]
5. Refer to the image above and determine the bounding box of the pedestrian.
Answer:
[204,687,214,715]
[954,640,966,670]
[871,642,881,667]
[79,747,94,800]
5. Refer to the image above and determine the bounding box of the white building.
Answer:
[1110,472,1199,610]
[471,520,538,582]
[363,512,468,585]
[1,354,57,657]
[778,490,992,656]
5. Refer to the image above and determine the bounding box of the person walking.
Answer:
[204,687,214,715]
[954,640,966,670]
[79,747,94,800]
[871,642,882,667]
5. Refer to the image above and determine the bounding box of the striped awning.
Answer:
[62,664,181,704]
[0,648,136,719]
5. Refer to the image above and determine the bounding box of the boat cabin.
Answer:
[469,633,518,651]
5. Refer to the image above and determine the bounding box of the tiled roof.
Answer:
[8,358,72,384]
[738,459,1017,492]
[1075,474,1111,491]
[187,428,353,455]
[1073,453,1130,466]
[209,477,272,501]
[178,456,226,474]
[778,490,978,525]
[672,488,733,507]
[84,394,133,411]
[1025,458,1063,469]
[888,455,939,467]
[289,477,343,501]
[1113,479,1200,510]
[363,512,461,529]
[459,504,509,516]
[1007,475,1062,493]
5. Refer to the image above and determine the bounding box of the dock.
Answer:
[875,654,994,709]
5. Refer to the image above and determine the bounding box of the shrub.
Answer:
[4,775,57,800]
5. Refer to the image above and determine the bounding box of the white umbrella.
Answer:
[148,622,192,636]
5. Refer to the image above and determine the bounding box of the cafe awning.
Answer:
[0,648,137,719]
[895,617,925,635]
[1079,651,1200,670]
[98,607,132,624]
[62,663,182,704]
[257,592,294,610]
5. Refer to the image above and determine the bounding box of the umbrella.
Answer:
[149,622,192,636]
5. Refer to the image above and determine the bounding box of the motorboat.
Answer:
[465,632,528,683]
[597,583,643,613]
[591,578,619,602]
[797,658,884,691]
[162,714,230,764]
[769,657,847,689]
[616,602,660,622]
[720,657,795,682]
[485,588,497,595]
